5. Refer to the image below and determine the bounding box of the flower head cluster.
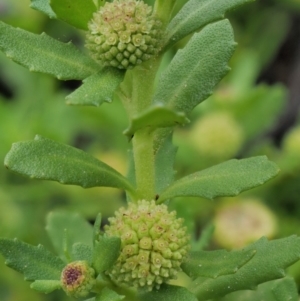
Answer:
[61,261,96,298]
[104,200,190,291]
[85,0,163,69]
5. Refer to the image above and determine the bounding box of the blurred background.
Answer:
[1,0,300,300]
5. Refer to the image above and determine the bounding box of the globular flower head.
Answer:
[85,0,163,69]
[61,261,96,298]
[104,200,190,291]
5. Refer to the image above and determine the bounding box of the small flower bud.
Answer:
[85,0,163,69]
[61,261,96,298]
[105,200,190,291]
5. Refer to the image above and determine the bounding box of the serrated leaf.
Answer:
[66,68,124,107]
[141,284,197,301]
[4,135,135,193]
[272,277,299,301]
[182,248,256,279]
[96,287,125,301]
[158,156,279,202]
[0,22,99,80]
[123,105,189,137]
[92,236,120,274]
[190,236,300,300]
[46,211,93,261]
[50,0,97,30]
[154,20,235,114]
[30,280,61,294]
[166,0,254,47]
[0,238,65,281]
[72,243,93,264]
[30,0,57,19]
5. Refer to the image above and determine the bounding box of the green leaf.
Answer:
[154,20,235,114]
[157,156,279,202]
[30,0,57,19]
[92,236,121,274]
[0,22,99,80]
[165,0,254,47]
[66,68,124,107]
[72,243,93,264]
[123,105,189,137]
[141,284,197,301]
[30,280,61,294]
[182,248,256,279]
[4,135,135,193]
[0,238,65,281]
[93,213,102,245]
[46,211,93,261]
[272,277,299,301]
[96,287,125,301]
[192,223,215,251]
[190,236,300,300]
[50,0,97,30]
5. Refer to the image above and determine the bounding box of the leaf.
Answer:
[182,248,256,279]
[96,287,125,301]
[92,236,121,274]
[157,156,279,202]
[50,0,97,30]
[0,22,99,80]
[72,243,93,264]
[0,238,65,281]
[30,0,57,19]
[154,20,235,114]
[123,105,189,137]
[272,277,299,301]
[4,135,135,193]
[141,284,198,301]
[165,0,254,47]
[192,223,215,251]
[30,280,61,294]
[93,213,102,245]
[66,68,124,107]
[46,211,93,261]
[190,236,300,300]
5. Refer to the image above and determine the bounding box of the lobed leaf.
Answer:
[123,105,189,138]
[0,238,65,281]
[141,284,198,301]
[154,20,235,114]
[190,236,300,300]
[46,211,93,261]
[66,69,124,107]
[30,0,57,19]
[50,0,97,30]
[4,135,135,193]
[165,0,254,47]
[0,22,99,80]
[157,156,279,202]
[182,248,256,279]
[92,236,121,274]
[30,280,61,294]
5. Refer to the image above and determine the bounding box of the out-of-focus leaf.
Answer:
[30,280,61,294]
[191,236,300,300]
[66,69,124,107]
[154,20,235,114]
[182,248,256,279]
[141,284,198,301]
[95,287,125,301]
[165,0,254,47]
[272,277,299,301]
[46,211,93,261]
[0,22,99,80]
[158,156,279,202]
[50,0,97,30]
[30,0,57,18]
[0,238,65,281]
[92,236,120,274]
[123,105,189,137]
[4,135,135,193]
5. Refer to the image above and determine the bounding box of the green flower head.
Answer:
[104,200,190,291]
[85,0,163,69]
